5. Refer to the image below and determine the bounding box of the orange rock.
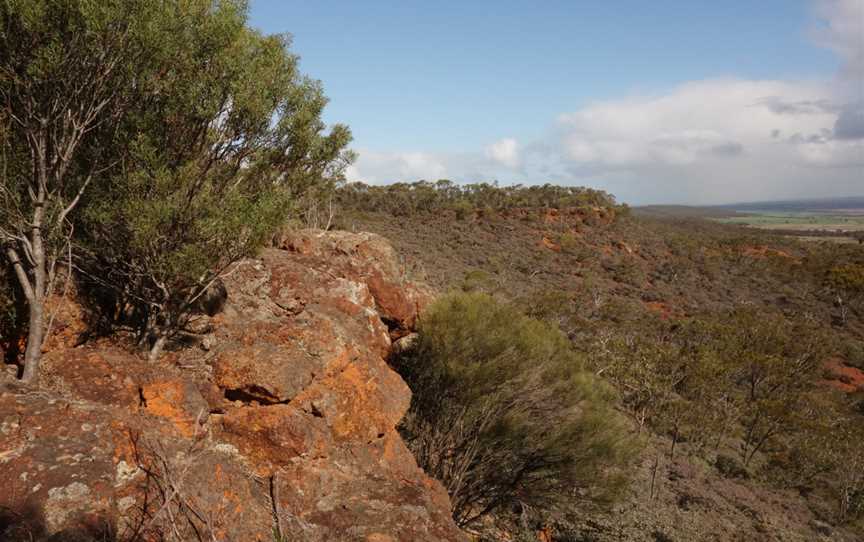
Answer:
[822,357,864,393]
[140,380,208,437]
[541,236,561,252]
[1,230,466,542]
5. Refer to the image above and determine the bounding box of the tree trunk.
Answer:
[148,332,168,363]
[20,186,49,382]
[649,454,659,501]
[20,300,45,382]
[148,315,172,363]
[669,426,679,460]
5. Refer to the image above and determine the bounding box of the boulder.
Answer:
[0,230,465,542]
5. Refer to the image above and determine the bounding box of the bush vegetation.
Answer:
[0,0,352,371]
[392,292,637,528]
[347,203,864,535]
[334,179,624,218]
[1,0,170,380]
[3,1,864,539]
[0,264,20,364]
[586,307,829,466]
[74,1,352,360]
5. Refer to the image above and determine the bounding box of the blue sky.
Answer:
[249,1,863,204]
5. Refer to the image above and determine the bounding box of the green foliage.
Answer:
[393,292,637,527]
[828,264,864,294]
[459,269,498,294]
[715,455,748,479]
[336,180,623,218]
[452,199,473,220]
[1,0,187,378]
[559,232,580,253]
[0,264,20,359]
[0,0,164,248]
[587,307,828,465]
[840,338,864,370]
[73,0,352,356]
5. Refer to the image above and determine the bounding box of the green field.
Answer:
[714,211,864,234]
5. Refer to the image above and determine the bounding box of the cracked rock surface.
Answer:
[0,230,463,542]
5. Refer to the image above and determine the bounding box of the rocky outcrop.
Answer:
[0,231,464,542]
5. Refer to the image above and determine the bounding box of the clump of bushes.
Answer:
[335,180,624,218]
[453,199,474,220]
[559,232,580,253]
[392,292,637,528]
[715,455,748,479]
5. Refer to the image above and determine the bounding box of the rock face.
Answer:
[0,230,464,542]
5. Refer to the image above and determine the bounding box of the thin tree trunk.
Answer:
[148,314,172,363]
[21,298,44,382]
[20,183,48,382]
[649,454,659,501]
[17,255,46,383]
[670,426,679,460]
[149,331,168,363]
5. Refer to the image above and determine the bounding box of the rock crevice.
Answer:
[0,230,464,542]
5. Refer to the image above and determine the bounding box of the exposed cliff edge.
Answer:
[0,230,466,542]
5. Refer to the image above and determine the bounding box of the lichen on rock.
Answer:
[0,230,465,542]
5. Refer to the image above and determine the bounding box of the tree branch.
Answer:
[5,246,35,302]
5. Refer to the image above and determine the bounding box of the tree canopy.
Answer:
[76,0,352,359]
[1,0,353,373]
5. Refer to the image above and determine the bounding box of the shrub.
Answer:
[827,264,864,294]
[392,292,637,527]
[0,0,171,381]
[453,199,474,220]
[459,269,497,293]
[841,339,864,371]
[715,454,748,479]
[559,232,580,253]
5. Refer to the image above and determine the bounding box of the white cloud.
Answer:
[812,0,864,99]
[557,79,831,166]
[345,150,449,184]
[346,144,527,184]
[485,138,522,169]
[346,1,863,204]
[549,78,863,203]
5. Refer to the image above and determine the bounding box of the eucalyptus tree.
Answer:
[0,0,161,381]
[2,0,353,378]
[77,1,353,361]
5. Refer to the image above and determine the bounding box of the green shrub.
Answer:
[715,454,748,479]
[75,0,352,360]
[393,292,637,527]
[559,232,580,253]
[452,199,473,220]
[840,338,864,371]
[459,269,497,293]
[828,264,864,294]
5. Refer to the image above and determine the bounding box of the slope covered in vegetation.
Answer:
[2,1,862,539]
[337,181,864,541]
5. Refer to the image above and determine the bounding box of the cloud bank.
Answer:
[346,0,863,204]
